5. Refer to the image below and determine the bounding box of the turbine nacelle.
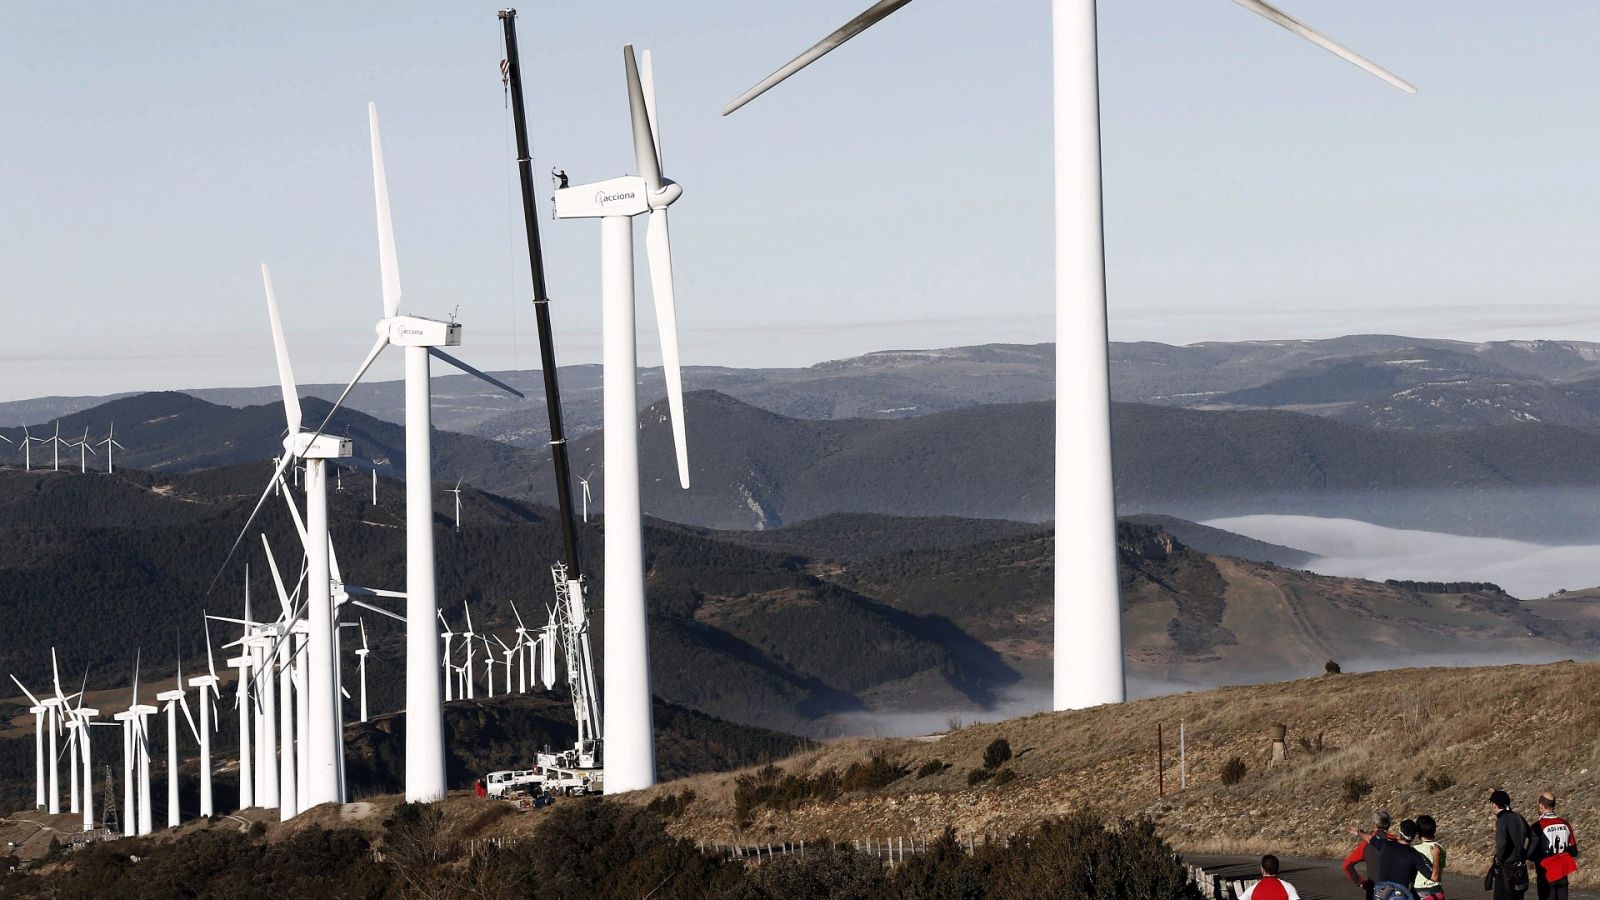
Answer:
[284,432,352,460]
[377,314,462,348]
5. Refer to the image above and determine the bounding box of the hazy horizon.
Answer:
[8,2,1600,402]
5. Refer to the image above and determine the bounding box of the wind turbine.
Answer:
[256,264,348,811]
[481,635,497,698]
[10,675,48,809]
[552,45,691,794]
[493,635,517,698]
[19,426,39,471]
[437,611,456,703]
[508,600,531,693]
[65,687,99,834]
[354,620,371,723]
[577,471,593,524]
[448,479,463,530]
[156,654,201,829]
[294,104,524,802]
[460,601,477,701]
[97,424,126,474]
[190,619,222,817]
[72,427,97,473]
[722,0,1414,711]
[113,652,157,835]
[45,421,67,471]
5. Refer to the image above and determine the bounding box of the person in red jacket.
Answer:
[1344,809,1393,898]
[1530,792,1578,900]
[474,778,487,799]
[1240,854,1301,900]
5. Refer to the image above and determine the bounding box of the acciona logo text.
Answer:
[596,190,637,205]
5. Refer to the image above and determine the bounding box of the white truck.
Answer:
[484,761,602,799]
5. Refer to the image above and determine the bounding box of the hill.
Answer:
[634,660,1600,888]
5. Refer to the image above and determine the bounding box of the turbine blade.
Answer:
[368,103,403,318]
[311,333,391,439]
[209,452,295,593]
[646,209,691,489]
[624,45,662,191]
[1230,0,1417,93]
[722,0,916,116]
[360,619,368,651]
[278,483,309,549]
[350,599,406,623]
[427,348,525,398]
[641,50,662,168]
[261,535,294,617]
[204,615,218,680]
[179,696,200,742]
[261,263,304,434]
[9,675,41,708]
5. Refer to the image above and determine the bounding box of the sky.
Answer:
[3,1,1599,401]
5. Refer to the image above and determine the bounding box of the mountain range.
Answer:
[17,385,1600,540]
[17,335,1600,441]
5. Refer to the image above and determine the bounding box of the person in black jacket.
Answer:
[1489,789,1533,900]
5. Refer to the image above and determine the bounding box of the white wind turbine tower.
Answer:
[299,104,523,802]
[577,471,593,524]
[37,652,68,814]
[9,675,48,810]
[44,421,67,471]
[481,636,497,698]
[156,655,202,829]
[723,0,1414,711]
[97,424,126,474]
[448,479,463,530]
[191,621,222,817]
[437,611,457,703]
[113,653,157,836]
[509,600,531,693]
[552,45,692,794]
[217,267,359,813]
[494,635,517,697]
[72,427,97,473]
[460,601,477,700]
[354,620,371,723]
[19,426,40,471]
[65,693,99,834]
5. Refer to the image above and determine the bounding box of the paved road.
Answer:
[1190,854,1598,900]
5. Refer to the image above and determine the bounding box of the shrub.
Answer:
[916,760,948,779]
[967,768,993,786]
[1424,772,1455,793]
[982,813,1202,899]
[1219,757,1247,786]
[840,754,909,792]
[1342,775,1375,803]
[1325,659,1342,674]
[733,755,907,826]
[982,738,1013,770]
[992,768,1018,787]
[645,789,697,819]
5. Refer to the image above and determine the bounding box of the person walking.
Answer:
[1410,815,1446,900]
[1488,789,1533,900]
[1345,809,1395,899]
[1530,792,1578,900]
[1240,854,1300,899]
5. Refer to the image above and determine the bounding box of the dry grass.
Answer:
[629,661,1600,886]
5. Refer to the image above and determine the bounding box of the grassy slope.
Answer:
[630,661,1600,886]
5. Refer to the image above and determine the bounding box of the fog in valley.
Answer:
[1206,514,1600,599]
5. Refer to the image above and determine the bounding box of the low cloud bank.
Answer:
[1206,514,1600,599]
